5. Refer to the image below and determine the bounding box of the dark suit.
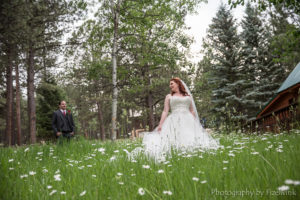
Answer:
[52,110,75,138]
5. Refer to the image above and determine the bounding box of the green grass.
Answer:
[1,130,300,200]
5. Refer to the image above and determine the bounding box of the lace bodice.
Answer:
[170,96,191,113]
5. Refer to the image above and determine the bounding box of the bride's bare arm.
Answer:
[158,94,171,131]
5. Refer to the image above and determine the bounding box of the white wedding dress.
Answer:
[129,95,220,162]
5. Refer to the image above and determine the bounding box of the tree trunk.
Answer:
[27,43,36,144]
[147,92,155,130]
[5,48,13,146]
[110,0,122,140]
[96,100,106,141]
[15,64,22,146]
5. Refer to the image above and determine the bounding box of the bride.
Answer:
[130,77,220,162]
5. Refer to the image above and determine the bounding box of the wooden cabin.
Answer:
[247,62,300,133]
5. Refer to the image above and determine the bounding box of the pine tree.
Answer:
[205,4,241,128]
[240,3,285,120]
[36,75,64,138]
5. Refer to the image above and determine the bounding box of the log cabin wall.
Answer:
[245,85,300,133]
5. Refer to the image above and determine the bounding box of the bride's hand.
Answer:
[157,125,162,132]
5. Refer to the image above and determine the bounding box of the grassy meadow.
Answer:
[1,130,300,200]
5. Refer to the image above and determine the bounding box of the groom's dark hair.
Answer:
[59,100,65,105]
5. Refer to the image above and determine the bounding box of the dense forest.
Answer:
[0,0,299,146]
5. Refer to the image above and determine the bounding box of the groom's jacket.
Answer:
[52,110,75,136]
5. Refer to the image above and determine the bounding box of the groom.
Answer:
[52,100,75,142]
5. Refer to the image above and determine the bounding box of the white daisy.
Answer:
[29,171,36,176]
[110,156,116,161]
[20,174,28,179]
[278,185,289,191]
[158,169,164,173]
[79,190,86,196]
[142,165,150,169]
[163,191,172,195]
[138,188,145,196]
[49,190,57,196]
[192,177,199,182]
[54,174,61,181]
[284,179,294,184]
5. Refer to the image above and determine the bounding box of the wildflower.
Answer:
[251,152,259,155]
[49,190,57,196]
[47,185,52,189]
[142,165,150,169]
[293,181,300,185]
[277,185,289,191]
[131,174,136,176]
[54,174,61,181]
[8,159,14,162]
[92,175,96,178]
[117,172,123,176]
[79,190,86,196]
[61,191,66,195]
[20,174,28,179]
[284,179,300,185]
[87,165,92,168]
[285,179,294,184]
[110,156,116,161]
[138,188,145,196]
[201,180,207,184]
[223,160,229,164]
[29,171,36,176]
[9,168,14,170]
[43,169,48,173]
[119,182,124,185]
[37,152,43,155]
[24,148,29,152]
[55,169,60,174]
[228,153,235,157]
[98,148,105,153]
[163,191,173,195]
[158,169,164,173]
[223,167,227,170]
[114,150,119,153]
[192,177,199,182]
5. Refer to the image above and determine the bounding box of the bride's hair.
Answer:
[170,77,189,96]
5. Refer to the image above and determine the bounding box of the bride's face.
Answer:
[169,81,179,92]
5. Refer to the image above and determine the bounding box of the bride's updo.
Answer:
[170,77,189,96]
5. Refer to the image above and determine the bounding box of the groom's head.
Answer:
[59,101,67,110]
